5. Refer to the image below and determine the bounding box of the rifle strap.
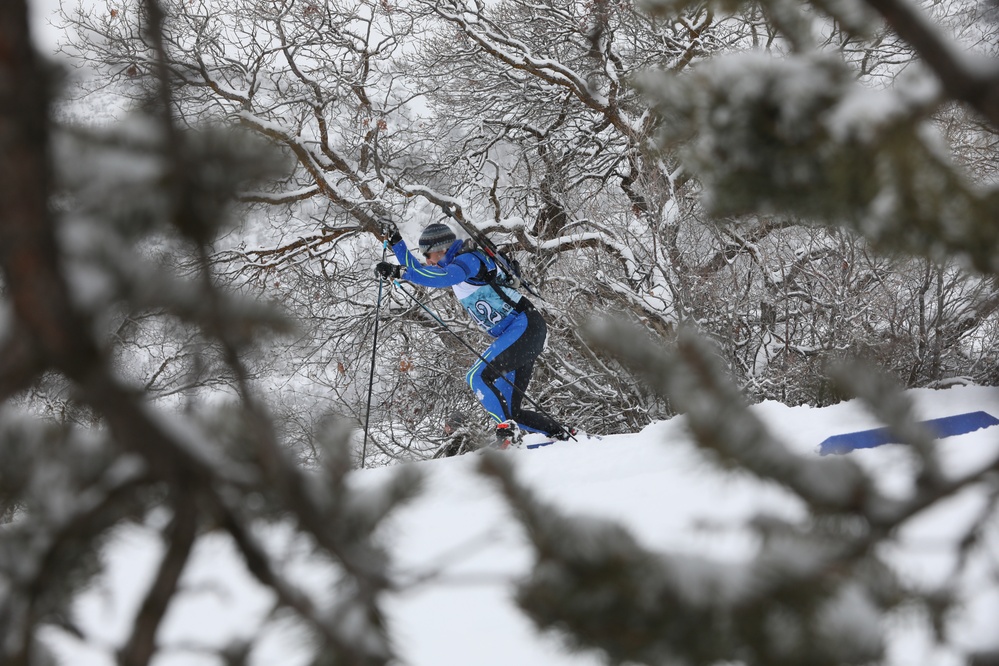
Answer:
[463,245,532,313]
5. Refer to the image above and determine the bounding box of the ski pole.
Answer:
[391,280,574,440]
[361,241,389,467]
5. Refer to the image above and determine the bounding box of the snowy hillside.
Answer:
[45,386,999,666]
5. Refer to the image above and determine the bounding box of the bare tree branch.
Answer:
[864,0,999,127]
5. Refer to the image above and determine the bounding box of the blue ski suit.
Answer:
[391,238,563,437]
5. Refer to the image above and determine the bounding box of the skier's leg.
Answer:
[498,369,517,409]
[466,313,528,424]
[487,309,564,436]
[507,356,564,436]
[511,381,564,436]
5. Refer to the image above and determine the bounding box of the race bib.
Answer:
[452,282,519,331]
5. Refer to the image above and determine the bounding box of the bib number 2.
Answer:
[472,299,504,327]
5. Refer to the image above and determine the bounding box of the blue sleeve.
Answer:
[390,240,475,288]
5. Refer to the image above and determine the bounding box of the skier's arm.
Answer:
[389,239,473,287]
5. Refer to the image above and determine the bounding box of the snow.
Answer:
[39,385,999,666]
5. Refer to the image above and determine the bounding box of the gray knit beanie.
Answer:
[418,223,457,256]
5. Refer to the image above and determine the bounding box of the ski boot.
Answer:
[494,420,524,450]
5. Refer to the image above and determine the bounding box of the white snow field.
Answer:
[44,386,999,666]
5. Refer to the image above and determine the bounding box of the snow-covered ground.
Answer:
[43,386,999,665]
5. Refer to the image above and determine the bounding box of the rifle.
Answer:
[439,204,541,298]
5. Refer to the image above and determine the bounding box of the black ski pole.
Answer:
[392,279,574,440]
[361,241,389,467]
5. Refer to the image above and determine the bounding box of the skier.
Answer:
[374,221,575,448]
[434,411,475,458]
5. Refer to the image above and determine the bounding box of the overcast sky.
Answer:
[28,0,65,54]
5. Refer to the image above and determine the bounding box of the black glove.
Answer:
[375,262,404,280]
[378,218,402,245]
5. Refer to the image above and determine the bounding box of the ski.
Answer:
[522,432,603,450]
[466,433,603,454]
